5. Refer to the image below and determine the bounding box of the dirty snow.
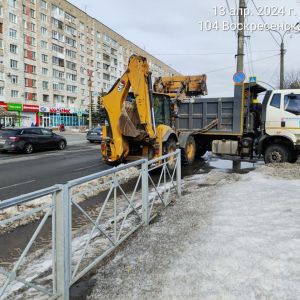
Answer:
[88,163,300,300]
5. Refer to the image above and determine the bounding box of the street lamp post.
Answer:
[270,22,300,89]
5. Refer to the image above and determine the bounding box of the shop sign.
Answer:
[23,104,39,112]
[40,106,50,113]
[7,103,22,111]
[50,108,71,114]
[0,102,8,110]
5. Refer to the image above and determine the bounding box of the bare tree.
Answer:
[281,70,300,89]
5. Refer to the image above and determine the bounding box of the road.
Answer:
[0,133,111,200]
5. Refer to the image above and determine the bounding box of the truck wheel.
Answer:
[264,144,289,164]
[289,150,298,163]
[164,138,177,171]
[183,135,196,165]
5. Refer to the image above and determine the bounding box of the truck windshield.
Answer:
[284,94,300,115]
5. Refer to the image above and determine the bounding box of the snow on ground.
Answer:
[88,163,300,300]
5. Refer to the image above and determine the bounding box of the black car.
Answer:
[86,127,102,143]
[0,127,67,154]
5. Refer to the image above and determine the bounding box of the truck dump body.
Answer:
[176,86,244,135]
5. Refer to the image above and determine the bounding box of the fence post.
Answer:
[54,184,71,300]
[141,160,149,225]
[176,149,182,197]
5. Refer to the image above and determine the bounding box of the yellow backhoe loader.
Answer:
[101,55,178,166]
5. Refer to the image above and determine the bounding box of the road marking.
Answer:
[73,164,99,172]
[0,180,36,190]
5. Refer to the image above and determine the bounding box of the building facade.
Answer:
[0,0,178,127]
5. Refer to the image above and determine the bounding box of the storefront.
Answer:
[21,104,40,127]
[39,106,87,127]
[7,103,22,126]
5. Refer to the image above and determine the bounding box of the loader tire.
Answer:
[182,135,196,165]
[164,138,177,172]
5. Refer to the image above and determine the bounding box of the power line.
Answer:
[225,0,237,37]
[152,50,277,56]
[250,0,280,46]
[206,54,279,74]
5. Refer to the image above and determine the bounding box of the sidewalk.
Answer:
[88,163,300,300]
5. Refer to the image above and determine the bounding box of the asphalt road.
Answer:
[0,134,111,200]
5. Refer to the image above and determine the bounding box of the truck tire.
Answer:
[196,146,207,158]
[164,138,177,171]
[264,144,289,164]
[289,150,298,163]
[182,135,196,165]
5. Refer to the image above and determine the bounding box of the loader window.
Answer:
[284,94,300,115]
[153,94,171,126]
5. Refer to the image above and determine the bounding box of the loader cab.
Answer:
[153,93,172,127]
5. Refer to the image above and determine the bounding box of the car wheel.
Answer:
[289,150,298,163]
[58,140,66,150]
[89,140,94,143]
[264,144,289,164]
[23,143,34,154]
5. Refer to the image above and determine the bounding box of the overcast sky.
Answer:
[69,0,300,96]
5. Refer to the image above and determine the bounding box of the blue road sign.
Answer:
[233,71,246,84]
[249,76,257,83]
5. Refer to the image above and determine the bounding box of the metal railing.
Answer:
[0,150,181,300]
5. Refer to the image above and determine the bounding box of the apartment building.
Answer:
[0,0,178,127]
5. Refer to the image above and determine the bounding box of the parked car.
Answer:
[0,127,67,154]
[86,127,102,143]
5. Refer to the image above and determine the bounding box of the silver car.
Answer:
[86,127,102,143]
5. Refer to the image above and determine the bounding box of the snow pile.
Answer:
[88,163,300,300]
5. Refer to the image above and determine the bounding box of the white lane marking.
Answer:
[73,165,98,172]
[0,180,36,190]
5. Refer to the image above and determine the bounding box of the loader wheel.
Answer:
[183,135,196,165]
[264,144,289,164]
[164,138,177,171]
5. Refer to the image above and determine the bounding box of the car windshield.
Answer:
[93,127,102,132]
[284,94,300,115]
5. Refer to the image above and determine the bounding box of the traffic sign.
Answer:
[249,76,257,83]
[233,71,246,84]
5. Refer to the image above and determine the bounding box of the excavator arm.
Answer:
[101,55,156,162]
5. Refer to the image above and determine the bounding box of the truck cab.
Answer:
[259,89,300,163]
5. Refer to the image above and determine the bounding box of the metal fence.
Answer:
[0,150,181,300]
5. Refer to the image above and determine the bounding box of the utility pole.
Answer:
[280,41,285,89]
[88,73,92,129]
[236,0,246,73]
[233,0,246,171]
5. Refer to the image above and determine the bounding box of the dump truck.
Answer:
[174,84,300,164]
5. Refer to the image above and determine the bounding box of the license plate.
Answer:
[0,139,5,145]
[91,133,97,135]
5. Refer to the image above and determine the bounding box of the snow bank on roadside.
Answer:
[88,163,300,300]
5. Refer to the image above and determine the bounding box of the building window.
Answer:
[51,18,63,30]
[25,78,37,87]
[10,59,18,69]
[42,81,48,90]
[9,28,17,38]
[24,49,36,60]
[103,73,110,81]
[25,64,37,74]
[52,56,64,67]
[53,82,64,91]
[52,30,64,42]
[79,22,85,31]
[10,75,18,84]
[66,73,77,81]
[53,69,64,79]
[41,40,48,49]
[103,53,110,62]
[25,92,37,101]
[30,9,35,19]
[40,0,47,9]
[42,67,48,75]
[66,49,76,59]
[52,43,64,54]
[67,85,77,93]
[9,13,17,23]
[41,27,47,36]
[43,94,49,102]
[0,87,4,96]
[54,94,64,103]
[10,44,18,54]
[24,35,36,46]
[0,6,3,17]
[65,12,76,23]
[0,71,4,80]
[42,54,48,63]
[9,0,17,8]
[0,23,3,34]
[65,37,76,48]
[65,24,76,35]
[80,78,85,85]
[40,13,47,23]
[66,60,76,71]
[11,90,18,98]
